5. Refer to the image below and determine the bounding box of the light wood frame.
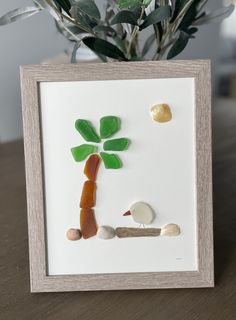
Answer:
[20,60,214,292]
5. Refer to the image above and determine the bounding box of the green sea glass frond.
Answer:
[75,119,101,143]
[100,152,122,169]
[103,138,130,151]
[100,116,121,139]
[71,144,98,162]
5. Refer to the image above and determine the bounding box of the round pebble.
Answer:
[97,226,116,240]
[66,228,82,241]
[161,223,181,236]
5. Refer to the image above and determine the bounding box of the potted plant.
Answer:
[0,0,234,62]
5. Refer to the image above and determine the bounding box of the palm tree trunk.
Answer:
[79,154,101,239]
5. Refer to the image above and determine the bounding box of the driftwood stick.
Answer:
[116,227,161,238]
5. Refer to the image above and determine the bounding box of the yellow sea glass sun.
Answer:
[150,104,172,123]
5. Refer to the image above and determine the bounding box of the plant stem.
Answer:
[197,0,208,14]
[154,0,195,60]
[61,23,82,42]
[44,0,96,35]
[127,5,145,59]
[153,24,160,51]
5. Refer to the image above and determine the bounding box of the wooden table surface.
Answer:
[0,99,236,320]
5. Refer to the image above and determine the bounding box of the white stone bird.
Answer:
[123,202,155,226]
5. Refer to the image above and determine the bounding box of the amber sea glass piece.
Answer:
[80,180,96,208]
[80,208,97,239]
[150,104,172,123]
[84,154,101,181]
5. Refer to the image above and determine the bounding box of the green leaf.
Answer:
[118,0,142,9]
[0,7,41,26]
[140,6,171,30]
[193,4,235,26]
[53,0,71,16]
[110,10,138,25]
[71,0,101,20]
[186,27,198,35]
[75,119,101,143]
[93,25,117,37]
[143,0,153,8]
[167,32,189,60]
[170,0,188,23]
[83,37,127,61]
[103,138,130,151]
[100,152,122,169]
[71,144,97,162]
[55,21,85,40]
[142,33,156,56]
[100,116,121,139]
[178,1,199,32]
[70,8,95,33]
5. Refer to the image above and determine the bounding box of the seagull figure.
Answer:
[123,201,155,227]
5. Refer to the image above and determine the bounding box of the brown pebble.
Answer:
[66,228,82,241]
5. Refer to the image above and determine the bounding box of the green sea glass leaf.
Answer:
[75,119,101,143]
[103,138,130,151]
[100,152,122,169]
[71,144,97,162]
[100,116,121,139]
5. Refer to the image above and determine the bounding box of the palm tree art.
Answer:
[67,112,181,241]
[69,115,130,240]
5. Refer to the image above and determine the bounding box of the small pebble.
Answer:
[66,228,82,241]
[97,226,116,240]
[161,224,181,236]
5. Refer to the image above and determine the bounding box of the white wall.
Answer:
[0,0,222,142]
[0,0,68,142]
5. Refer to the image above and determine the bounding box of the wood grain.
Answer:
[116,227,161,238]
[0,95,235,319]
[20,60,213,292]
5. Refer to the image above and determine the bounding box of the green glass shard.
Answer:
[100,152,122,169]
[100,116,120,139]
[75,119,101,143]
[71,144,97,162]
[103,138,130,151]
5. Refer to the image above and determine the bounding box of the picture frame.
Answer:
[20,60,214,292]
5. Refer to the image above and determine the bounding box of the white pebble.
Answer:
[161,224,181,236]
[97,226,116,240]
[130,202,155,225]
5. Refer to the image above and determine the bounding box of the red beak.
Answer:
[123,210,131,216]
